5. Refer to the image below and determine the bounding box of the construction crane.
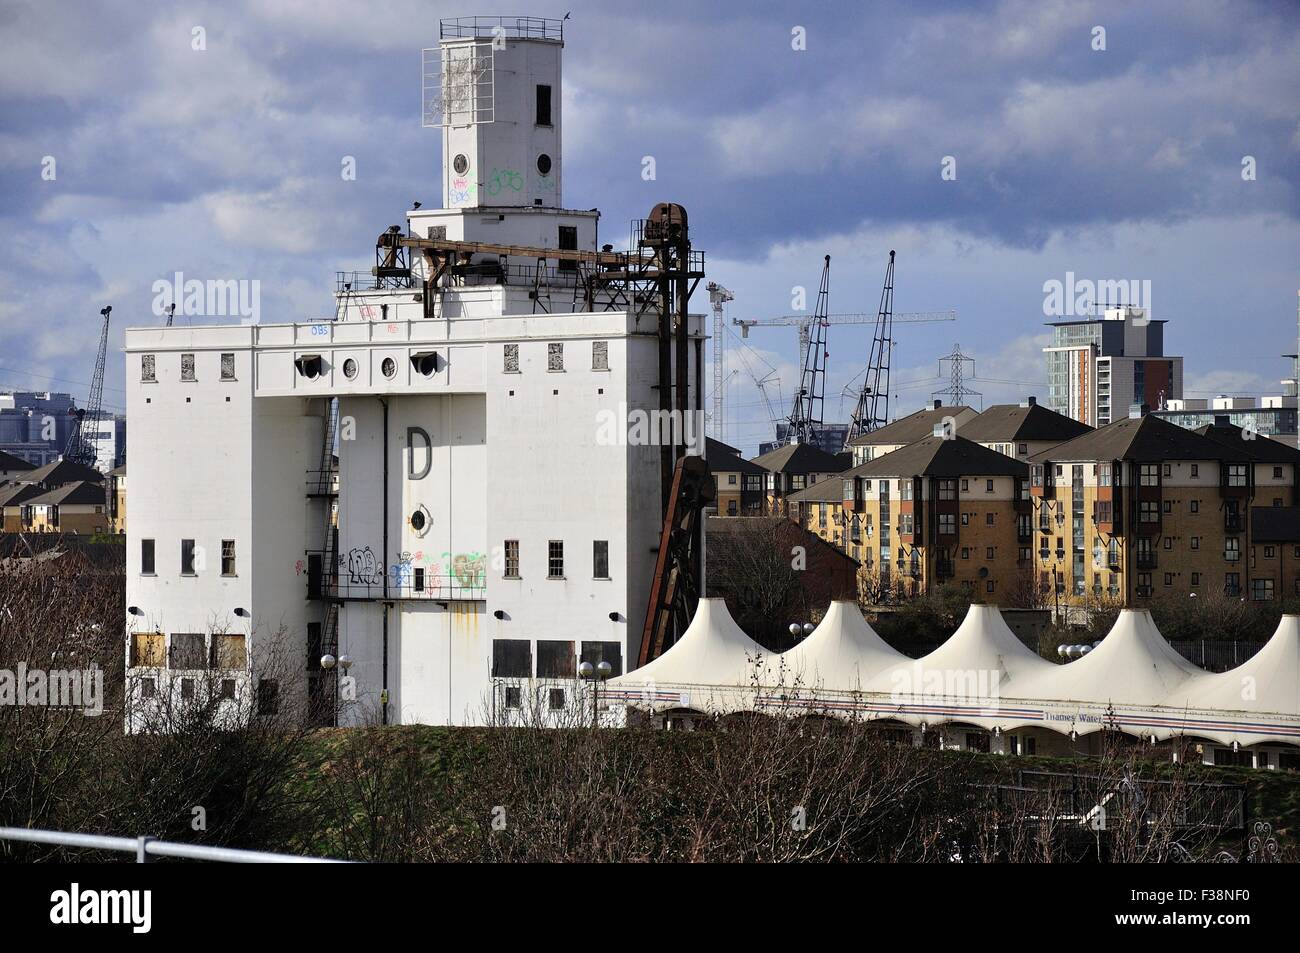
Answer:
[63,305,112,467]
[705,281,734,443]
[843,251,956,444]
[787,255,832,445]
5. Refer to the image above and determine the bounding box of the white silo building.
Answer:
[124,16,706,728]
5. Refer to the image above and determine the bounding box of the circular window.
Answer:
[410,506,431,536]
[453,154,469,175]
[381,357,397,379]
[342,358,358,380]
[536,153,552,175]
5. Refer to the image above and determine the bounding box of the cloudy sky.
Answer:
[1,0,1297,453]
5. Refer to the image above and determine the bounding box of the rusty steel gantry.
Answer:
[379,203,712,665]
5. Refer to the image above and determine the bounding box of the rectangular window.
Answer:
[1191,464,1199,477]
[141,538,155,575]
[141,354,156,382]
[1138,500,1159,523]
[938,514,955,535]
[938,479,956,501]
[1191,572,1200,586]
[557,225,577,273]
[169,633,207,670]
[548,688,566,711]
[536,640,575,678]
[492,639,532,678]
[221,539,236,576]
[220,679,236,700]
[181,538,196,575]
[1274,466,1284,479]
[548,539,564,578]
[986,512,994,526]
[580,641,624,678]
[220,352,236,381]
[414,567,425,592]
[503,343,520,373]
[1252,578,1274,601]
[504,686,522,709]
[986,479,994,493]
[536,84,552,125]
[592,340,609,371]
[1139,464,1159,486]
[1190,500,1199,513]
[211,634,247,669]
[257,680,279,715]
[1226,464,1247,487]
[504,539,520,578]
[547,342,564,372]
[593,540,609,579]
[180,677,195,701]
[181,353,196,381]
[131,632,165,667]
[1191,536,1200,550]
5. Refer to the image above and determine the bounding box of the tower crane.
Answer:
[705,281,734,443]
[63,305,112,467]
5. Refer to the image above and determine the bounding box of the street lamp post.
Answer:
[578,659,613,726]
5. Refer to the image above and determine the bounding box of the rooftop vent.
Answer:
[932,399,943,409]
[1128,403,1149,419]
[1019,396,1037,408]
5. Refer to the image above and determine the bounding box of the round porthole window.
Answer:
[381,357,397,379]
[453,154,469,175]
[410,506,430,536]
[342,358,358,380]
[536,153,552,175]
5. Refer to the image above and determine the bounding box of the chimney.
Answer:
[1214,414,1231,427]
[932,399,943,410]
[1019,396,1037,408]
[1128,403,1149,419]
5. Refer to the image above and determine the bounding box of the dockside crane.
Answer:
[786,255,832,445]
[63,305,112,467]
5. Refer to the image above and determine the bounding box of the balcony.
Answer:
[1136,585,1153,597]
[1136,552,1158,570]
[305,550,486,602]
[1224,550,1241,563]
[1224,514,1244,532]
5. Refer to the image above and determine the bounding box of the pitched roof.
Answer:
[750,441,849,475]
[959,402,1092,444]
[1029,413,1249,465]
[785,475,845,503]
[706,437,765,475]
[1252,506,1300,542]
[1191,422,1300,465]
[23,459,105,486]
[25,480,107,507]
[0,450,35,471]
[0,482,44,507]
[846,405,974,447]
[850,434,1028,479]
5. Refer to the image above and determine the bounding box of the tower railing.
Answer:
[439,16,563,41]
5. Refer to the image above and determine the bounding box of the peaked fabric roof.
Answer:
[610,597,772,689]
[1029,413,1249,465]
[1172,615,1300,715]
[780,600,906,692]
[958,402,1093,444]
[865,602,1053,696]
[846,404,974,447]
[750,441,848,475]
[1019,609,1204,706]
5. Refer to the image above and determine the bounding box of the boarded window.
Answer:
[536,640,575,679]
[211,634,247,669]
[141,538,155,575]
[492,639,532,678]
[141,354,156,382]
[504,539,520,578]
[132,632,165,668]
[580,640,623,677]
[503,343,519,373]
[221,539,236,576]
[181,538,196,574]
[593,540,609,579]
[181,353,196,381]
[592,340,609,371]
[220,352,236,380]
[547,342,564,372]
[169,633,207,670]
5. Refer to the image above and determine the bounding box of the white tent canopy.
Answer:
[779,599,906,693]
[607,597,771,698]
[1173,615,1300,715]
[1019,609,1205,707]
[865,603,1054,699]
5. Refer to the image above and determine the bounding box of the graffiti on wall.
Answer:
[342,546,384,586]
[484,168,522,196]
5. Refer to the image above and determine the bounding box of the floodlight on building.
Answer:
[493,609,506,620]
[127,606,143,617]
[234,607,249,618]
